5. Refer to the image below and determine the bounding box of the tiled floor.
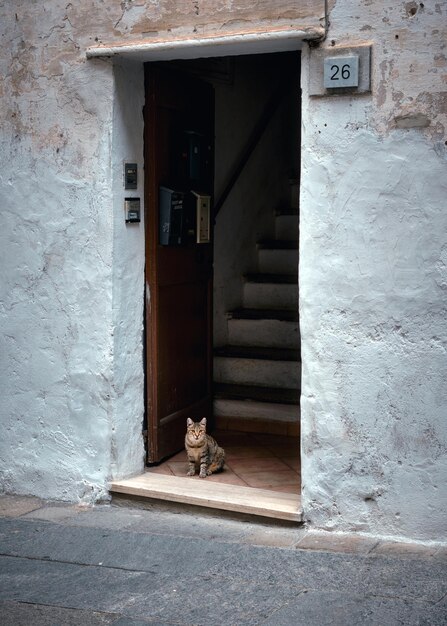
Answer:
[146,430,301,494]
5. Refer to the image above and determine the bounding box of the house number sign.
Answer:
[323,55,359,88]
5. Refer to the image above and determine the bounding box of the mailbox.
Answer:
[159,186,189,246]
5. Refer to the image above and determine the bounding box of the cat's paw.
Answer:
[187,469,196,476]
[199,471,207,478]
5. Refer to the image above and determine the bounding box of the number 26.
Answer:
[330,64,351,80]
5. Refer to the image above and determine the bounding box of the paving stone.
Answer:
[113,617,175,626]
[1,507,446,626]
[25,501,213,536]
[372,541,439,558]
[208,544,367,589]
[121,613,155,625]
[21,502,82,523]
[261,590,447,626]
[50,505,151,532]
[112,495,260,523]
[125,504,249,543]
[122,502,302,547]
[243,525,306,548]
[207,544,447,602]
[434,546,447,561]
[0,495,43,517]
[0,555,162,611]
[295,531,378,554]
[0,601,117,626]
[119,574,302,626]
[113,502,303,548]
[361,555,447,603]
[0,517,242,575]
[0,555,296,626]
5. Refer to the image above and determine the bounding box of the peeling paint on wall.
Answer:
[87,0,326,45]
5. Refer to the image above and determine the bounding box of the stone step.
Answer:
[111,473,302,522]
[228,317,300,349]
[258,247,298,274]
[213,357,300,389]
[214,345,300,361]
[244,273,298,284]
[289,177,299,210]
[275,214,298,240]
[229,307,299,322]
[257,239,298,250]
[213,381,300,432]
[275,206,299,217]
[213,398,299,423]
[214,347,301,390]
[214,382,299,404]
[243,280,297,309]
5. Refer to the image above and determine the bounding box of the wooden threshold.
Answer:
[110,473,302,522]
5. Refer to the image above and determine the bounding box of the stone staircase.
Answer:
[213,191,300,436]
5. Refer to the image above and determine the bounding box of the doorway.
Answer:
[140,51,301,510]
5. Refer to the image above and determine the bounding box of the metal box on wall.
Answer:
[159,186,186,246]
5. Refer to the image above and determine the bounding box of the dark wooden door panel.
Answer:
[157,246,212,285]
[145,65,214,463]
[158,282,209,413]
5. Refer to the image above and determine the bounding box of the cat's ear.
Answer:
[200,417,207,427]
[186,417,193,426]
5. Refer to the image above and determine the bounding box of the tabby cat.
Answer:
[185,417,225,478]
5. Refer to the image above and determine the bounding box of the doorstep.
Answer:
[110,473,302,522]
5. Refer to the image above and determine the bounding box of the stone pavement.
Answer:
[0,495,446,625]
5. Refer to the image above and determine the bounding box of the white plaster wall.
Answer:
[110,60,146,480]
[300,1,447,541]
[2,0,445,544]
[0,3,144,501]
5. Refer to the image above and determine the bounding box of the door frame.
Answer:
[136,38,304,468]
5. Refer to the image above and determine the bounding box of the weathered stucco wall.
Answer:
[85,0,325,48]
[0,0,313,504]
[300,0,447,540]
[110,59,146,480]
[0,2,146,501]
[1,0,445,543]
[0,0,323,504]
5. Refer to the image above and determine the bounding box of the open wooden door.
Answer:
[144,66,214,463]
